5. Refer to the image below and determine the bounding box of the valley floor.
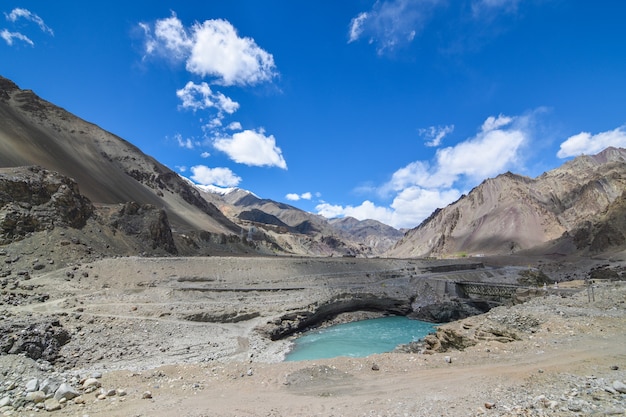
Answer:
[1,255,625,416]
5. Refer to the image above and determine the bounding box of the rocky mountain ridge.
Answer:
[0,75,400,258]
[388,147,626,258]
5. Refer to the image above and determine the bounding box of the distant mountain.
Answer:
[195,187,403,256]
[387,147,626,258]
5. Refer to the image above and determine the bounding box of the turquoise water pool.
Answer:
[284,316,436,361]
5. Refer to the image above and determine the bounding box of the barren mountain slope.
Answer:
[0,76,239,235]
[196,188,404,256]
[388,147,626,258]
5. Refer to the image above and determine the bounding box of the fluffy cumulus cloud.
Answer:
[190,165,241,187]
[557,126,626,158]
[286,192,312,201]
[141,13,276,86]
[317,113,532,229]
[1,7,53,46]
[141,12,286,173]
[176,81,239,113]
[213,129,287,169]
[348,0,441,54]
[419,124,454,147]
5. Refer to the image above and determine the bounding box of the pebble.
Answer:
[142,391,152,399]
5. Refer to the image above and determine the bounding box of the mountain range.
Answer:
[1,74,625,260]
[0,76,401,257]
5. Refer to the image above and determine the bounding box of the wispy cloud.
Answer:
[317,112,534,228]
[471,0,522,17]
[1,29,32,46]
[419,124,454,147]
[213,129,287,169]
[5,8,54,35]
[190,165,242,187]
[557,126,626,158]
[2,7,53,47]
[347,0,442,55]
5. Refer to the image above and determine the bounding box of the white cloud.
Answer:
[0,29,33,46]
[347,0,441,54]
[286,192,312,201]
[419,124,454,147]
[348,12,369,43]
[190,165,241,187]
[318,113,533,229]
[213,129,287,169]
[174,133,195,149]
[227,121,242,131]
[557,126,626,158]
[176,81,239,114]
[142,13,277,86]
[5,8,53,35]
[200,151,210,158]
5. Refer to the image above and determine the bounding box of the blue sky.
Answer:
[2,1,626,229]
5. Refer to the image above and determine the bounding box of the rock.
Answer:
[54,382,80,401]
[484,402,495,409]
[142,391,152,399]
[371,363,380,371]
[116,388,127,397]
[610,365,619,370]
[246,368,253,376]
[39,377,61,395]
[0,397,11,408]
[444,356,452,364]
[90,371,103,379]
[24,378,39,392]
[612,380,626,394]
[44,398,61,411]
[82,377,101,389]
[25,391,46,404]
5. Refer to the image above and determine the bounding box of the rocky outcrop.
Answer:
[0,166,93,244]
[108,201,178,254]
[0,319,71,363]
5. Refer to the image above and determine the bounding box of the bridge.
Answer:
[455,281,522,299]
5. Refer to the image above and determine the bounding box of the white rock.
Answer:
[54,383,80,401]
[82,378,101,389]
[24,378,39,393]
[0,397,11,407]
[40,377,62,394]
[612,380,626,394]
